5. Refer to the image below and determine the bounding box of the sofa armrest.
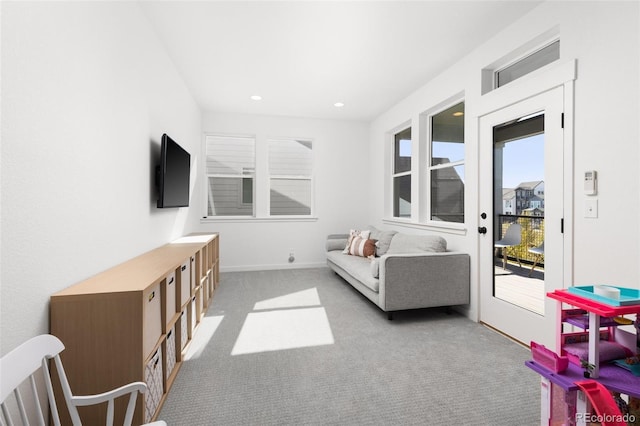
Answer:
[379,252,470,311]
[326,234,349,252]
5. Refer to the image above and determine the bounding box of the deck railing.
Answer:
[497,214,544,267]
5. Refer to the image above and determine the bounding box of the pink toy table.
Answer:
[548,289,640,316]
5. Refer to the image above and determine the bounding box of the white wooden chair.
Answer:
[0,334,166,426]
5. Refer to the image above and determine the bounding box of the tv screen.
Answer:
[157,134,190,208]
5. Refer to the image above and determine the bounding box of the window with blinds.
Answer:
[268,138,313,216]
[205,135,255,217]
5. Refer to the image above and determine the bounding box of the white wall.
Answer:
[1,1,638,354]
[200,112,369,271]
[368,1,640,321]
[562,2,639,287]
[1,2,202,353]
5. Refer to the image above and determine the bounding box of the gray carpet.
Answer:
[159,268,539,425]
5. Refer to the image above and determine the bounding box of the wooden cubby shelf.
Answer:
[50,233,219,425]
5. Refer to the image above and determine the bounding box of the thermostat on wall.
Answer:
[584,170,597,195]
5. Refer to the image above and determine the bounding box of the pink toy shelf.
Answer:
[548,289,640,377]
[527,288,640,425]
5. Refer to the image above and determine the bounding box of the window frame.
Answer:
[426,100,466,225]
[204,134,256,218]
[202,133,317,222]
[384,96,467,234]
[391,127,412,219]
[481,32,561,95]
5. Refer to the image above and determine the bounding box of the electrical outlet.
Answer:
[288,250,295,263]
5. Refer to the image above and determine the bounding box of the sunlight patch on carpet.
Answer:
[253,287,321,311]
[184,315,224,360]
[231,307,334,355]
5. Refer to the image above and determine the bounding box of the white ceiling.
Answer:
[139,1,543,122]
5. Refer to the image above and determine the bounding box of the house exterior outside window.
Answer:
[205,135,255,217]
[392,127,412,218]
[502,180,545,216]
[268,138,313,216]
[205,134,314,219]
[428,101,465,223]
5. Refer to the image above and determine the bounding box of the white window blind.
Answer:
[268,139,313,216]
[205,135,255,217]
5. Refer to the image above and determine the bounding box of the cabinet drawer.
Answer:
[144,349,163,424]
[165,326,176,380]
[179,310,188,351]
[164,272,176,328]
[143,283,162,358]
[179,260,190,308]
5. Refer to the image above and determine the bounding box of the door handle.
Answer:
[478,227,487,234]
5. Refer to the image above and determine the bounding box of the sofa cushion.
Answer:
[367,226,397,256]
[326,237,348,252]
[386,233,447,254]
[327,251,379,292]
[370,258,380,278]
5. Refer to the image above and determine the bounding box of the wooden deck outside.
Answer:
[494,259,545,315]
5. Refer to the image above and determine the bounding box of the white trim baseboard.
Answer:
[220,262,327,273]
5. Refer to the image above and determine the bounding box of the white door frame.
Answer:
[479,87,563,347]
[474,59,576,350]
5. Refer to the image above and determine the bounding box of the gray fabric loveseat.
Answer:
[326,226,470,319]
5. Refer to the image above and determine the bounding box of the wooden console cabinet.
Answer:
[50,233,219,425]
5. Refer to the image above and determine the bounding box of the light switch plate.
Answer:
[584,199,598,218]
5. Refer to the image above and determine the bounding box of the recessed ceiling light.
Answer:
[250,95,262,101]
[453,111,464,117]
[334,102,344,108]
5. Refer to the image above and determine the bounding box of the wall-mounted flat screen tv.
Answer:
[157,134,190,208]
